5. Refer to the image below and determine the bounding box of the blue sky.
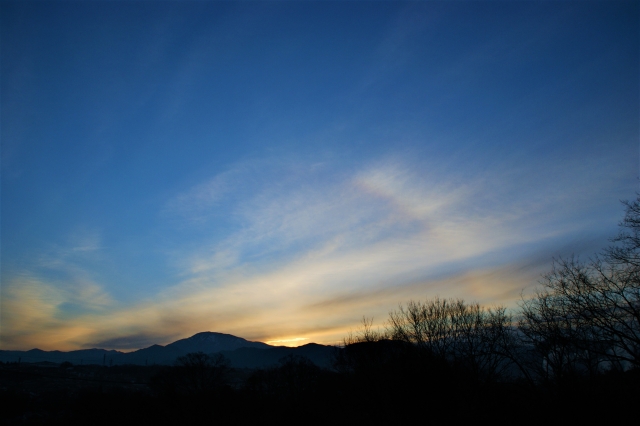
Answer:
[1,1,638,351]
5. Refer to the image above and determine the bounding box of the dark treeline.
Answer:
[2,198,639,424]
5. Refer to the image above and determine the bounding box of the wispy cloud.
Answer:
[1,156,626,351]
[1,274,113,350]
[164,168,239,223]
[36,228,102,269]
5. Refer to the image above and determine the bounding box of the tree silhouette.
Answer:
[151,352,230,395]
[176,352,230,393]
[519,196,640,380]
[387,297,515,382]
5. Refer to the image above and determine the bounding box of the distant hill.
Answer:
[220,343,336,369]
[0,332,335,369]
[0,347,122,366]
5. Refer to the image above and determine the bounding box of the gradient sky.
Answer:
[1,1,638,351]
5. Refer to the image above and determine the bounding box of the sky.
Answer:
[1,1,638,351]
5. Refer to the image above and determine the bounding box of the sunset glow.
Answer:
[1,1,637,352]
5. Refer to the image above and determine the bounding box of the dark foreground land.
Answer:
[2,345,639,426]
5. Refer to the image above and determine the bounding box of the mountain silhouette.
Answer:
[0,332,334,368]
[166,331,270,353]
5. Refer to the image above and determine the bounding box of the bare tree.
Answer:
[387,297,515,382]
[342,316,387,346]
[518,275,602,382]
[525,258,640,370]
[174,352,231,393]
[518,196,640,381]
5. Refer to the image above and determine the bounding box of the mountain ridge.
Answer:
[0,331,335,368]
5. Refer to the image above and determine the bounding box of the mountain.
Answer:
[165,331,270,353]
[0,332,334,369]
[118,332,271,365]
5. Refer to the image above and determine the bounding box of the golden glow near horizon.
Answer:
[265,337,309,347]
[1,245,550,352]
